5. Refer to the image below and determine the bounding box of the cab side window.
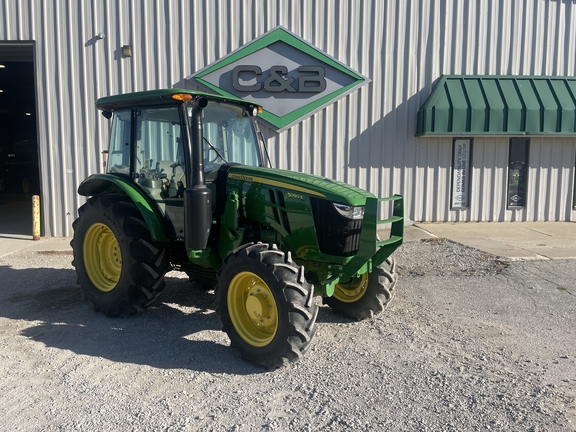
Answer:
[107,109,132,174]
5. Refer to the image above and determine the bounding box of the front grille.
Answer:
[310,198,362,257]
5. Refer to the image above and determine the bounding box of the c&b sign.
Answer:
[189,26,370,132]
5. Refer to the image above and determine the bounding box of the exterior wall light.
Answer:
[122,45,132,57]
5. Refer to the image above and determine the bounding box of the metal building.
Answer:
[1,0,575,237]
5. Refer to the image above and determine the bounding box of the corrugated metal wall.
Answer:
[1,0,576,236]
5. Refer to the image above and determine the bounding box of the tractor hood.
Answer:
[227,165,373,206]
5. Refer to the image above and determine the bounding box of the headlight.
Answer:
[333,203,364,219]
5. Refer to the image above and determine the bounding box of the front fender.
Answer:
[78,173,170,242]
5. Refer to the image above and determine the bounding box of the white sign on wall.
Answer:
[451,139,471,209]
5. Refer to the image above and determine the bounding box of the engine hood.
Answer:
[227,165,374,206]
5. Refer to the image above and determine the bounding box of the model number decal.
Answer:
[287,192,304,200]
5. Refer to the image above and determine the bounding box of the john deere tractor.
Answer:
[71,89,403,369]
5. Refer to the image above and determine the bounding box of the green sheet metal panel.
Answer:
[498,77,524,132]
[549,80,576,132]
[532,80,560,132]
[515,79,541,132]
[431,85,452,134]
[416,75,576,136]
[566,80,576,131]
[461,79,487,132]
[482,79,506,133]
[445,79,468,132]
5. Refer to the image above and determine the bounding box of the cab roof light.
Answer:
[250,105,263,116]
[171,93,193,102]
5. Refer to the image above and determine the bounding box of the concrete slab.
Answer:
[379,225,436,243]
[416,222,576,260]
[434,236,538,259]
[528,247,576,260]
[0,199,71,257]
[0,236,72,258]
[404,225,436,242]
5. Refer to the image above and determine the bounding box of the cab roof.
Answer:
[96,88,258,113]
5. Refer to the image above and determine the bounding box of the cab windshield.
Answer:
[190,101,261,172]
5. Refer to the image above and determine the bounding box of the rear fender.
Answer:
[77,174,170,242]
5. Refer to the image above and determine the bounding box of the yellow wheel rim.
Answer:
[227,271,278,347]
[333,272,369,303]
[83,223,122,292]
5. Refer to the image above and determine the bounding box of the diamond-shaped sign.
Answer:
[188,26,370,132]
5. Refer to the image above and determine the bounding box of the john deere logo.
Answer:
[188,26,370,132]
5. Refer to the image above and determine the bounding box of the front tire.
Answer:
[217,243,318,370]
[324,257,397,320]
[71,193,169,316]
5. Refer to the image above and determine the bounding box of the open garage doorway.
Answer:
[0,42,39,238]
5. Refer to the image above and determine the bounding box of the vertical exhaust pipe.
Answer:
[184,97,213,250]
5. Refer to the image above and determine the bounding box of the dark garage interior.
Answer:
[0,43,38,237]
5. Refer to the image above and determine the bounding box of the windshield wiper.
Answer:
[203,136,227,164]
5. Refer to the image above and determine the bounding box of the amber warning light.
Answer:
[171,93,193,102]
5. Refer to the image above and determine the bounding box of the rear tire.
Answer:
[324,257,397,320]
[71,193,169,316]
[217,243,318,370]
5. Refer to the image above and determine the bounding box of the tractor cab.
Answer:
[97,89,264,240]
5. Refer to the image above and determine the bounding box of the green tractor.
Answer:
[71,89,403,369]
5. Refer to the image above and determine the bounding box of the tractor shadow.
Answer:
[0,253,353,374]
[0,258,263,375]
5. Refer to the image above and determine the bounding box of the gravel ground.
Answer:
[0,240,575,431]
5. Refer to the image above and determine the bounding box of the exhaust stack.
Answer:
[185,97,213,250]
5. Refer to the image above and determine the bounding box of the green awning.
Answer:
[416,75,576,136]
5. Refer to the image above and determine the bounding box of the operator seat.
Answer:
[156,161,186,198]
